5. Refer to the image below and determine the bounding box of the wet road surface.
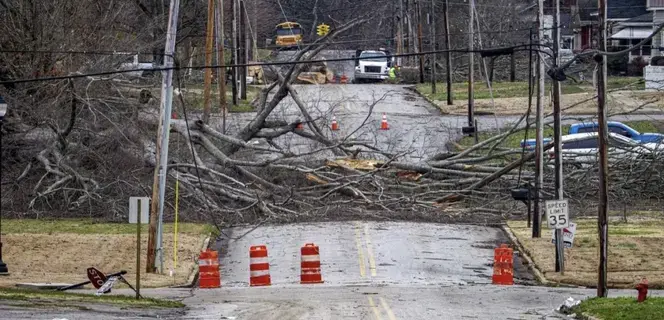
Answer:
[211,84,664,162]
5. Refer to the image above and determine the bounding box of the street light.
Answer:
[0,95,8,275]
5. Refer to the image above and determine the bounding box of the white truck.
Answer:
[353,49,393,83]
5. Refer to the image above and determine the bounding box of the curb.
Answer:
[501,225,549,286]
[173,234,212,289]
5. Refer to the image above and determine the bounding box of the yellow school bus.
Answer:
[275,22,303,47]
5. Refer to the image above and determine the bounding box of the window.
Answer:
[359,52,388,62]
[562,138,598,149]
[576,126,597,134]
[276,28,302,36]
[608,126,631,138]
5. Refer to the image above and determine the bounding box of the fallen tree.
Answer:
[2,11,663,226]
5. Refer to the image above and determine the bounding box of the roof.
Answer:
[624,12,653,23]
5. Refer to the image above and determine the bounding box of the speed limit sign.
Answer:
[545,199,569,229]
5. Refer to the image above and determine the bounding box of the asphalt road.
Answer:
[5,84,663,319]
[213,83,664,163]
[5,222,661,319]
[177,221,661,320]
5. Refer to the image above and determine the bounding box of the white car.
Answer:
[545,132,662,167]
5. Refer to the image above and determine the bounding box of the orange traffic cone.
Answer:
[380,113,389,130]
[331,116,339,131]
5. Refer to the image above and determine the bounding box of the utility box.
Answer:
[129,197,150,224]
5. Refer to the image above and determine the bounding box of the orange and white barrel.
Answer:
[198,249,220,288]
[249,245,271,286]
[300,243,323,284]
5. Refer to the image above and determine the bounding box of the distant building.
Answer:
[648,0,664,56]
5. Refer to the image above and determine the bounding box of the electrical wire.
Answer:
[0,45,553,85]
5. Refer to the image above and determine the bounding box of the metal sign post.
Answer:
[546,199,568,274]
[136,199,141,299]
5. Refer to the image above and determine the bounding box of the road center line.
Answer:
[354,222,367,278]
[367,296,383,320]
[364,224,377,277]
[379,297,397,320]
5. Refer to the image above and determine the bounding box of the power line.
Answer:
[0,45,551,85]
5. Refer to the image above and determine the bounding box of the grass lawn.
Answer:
[416,77,644,102]
[572,297,664,320]
[456,120,663,149]
[416,81,584,101]
[507,213,664,288]
[0,219,214,288]
[0,287,183,308]
[178,84,260,113]
[605,77,646,91]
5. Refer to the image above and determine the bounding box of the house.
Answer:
[648,0,664,56]
[570,0,651,60]
[611,12,653,61]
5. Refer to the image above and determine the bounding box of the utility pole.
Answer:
[444,0,453,105]
[398,0,404,66]
[216,0,227,133]
[417,0,424,83]
[552,0,565,274]
[533,0,544,238]
[468,0,475,131]
[405,0,411,64]
[202,0,215,124]
[252,0,258,61]
[148,0,180,274]
[597,0,609,298]
[231,0,238,105]
[430,0,436,94]
[239,0,247,100]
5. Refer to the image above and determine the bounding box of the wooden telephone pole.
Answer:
[215,0,227,133]
[533,0,544,238]
[202,0,215,124]
[552,0,565,274]
[231,0,238,105]
[467,0,475,130]
[443,0,453,105]
[597,0,609,298]
[417,0,424,83]
[430,0,436,94]
[239,0,247,100]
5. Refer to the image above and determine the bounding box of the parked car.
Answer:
[544,132,662,167]
[521,121,664,149]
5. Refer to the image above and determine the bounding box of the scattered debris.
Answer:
[556,297,581,315]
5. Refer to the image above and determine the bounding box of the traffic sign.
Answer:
[551,222,576,248]
[95,276,119,295]
[86,267,108,289]
[545,199,569,229]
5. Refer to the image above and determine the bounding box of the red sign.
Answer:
[87,267,108,289]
